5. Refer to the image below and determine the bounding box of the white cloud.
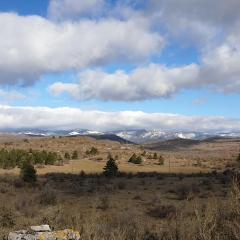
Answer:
[148,0,240,26]
[48,0,106,20]
[1,0,240,103]
[0,105,239,132]
[146,0,240,44]
[0,13,164,85]
[49,24,240,102]
[49,64,199,101]
[200,30,240,93]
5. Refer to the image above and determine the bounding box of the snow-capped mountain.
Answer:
[1,128,240,144]
[112,129,214,143]
[68,130,104,136]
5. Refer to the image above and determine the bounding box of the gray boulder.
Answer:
[8,225,80,240]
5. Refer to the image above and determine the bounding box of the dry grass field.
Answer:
[0,170,239,239]
[0,134,239,175]
[0,135,239,239]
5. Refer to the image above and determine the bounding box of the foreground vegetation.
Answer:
[0,170,239,239]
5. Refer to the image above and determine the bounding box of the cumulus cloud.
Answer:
[148,0,240,26]
[0,105,239,132]
[49,64,199,101]
[0,13,164,85]
[146,0,240,44]
[1,0,240,103]
[200,30,240,93]
[49,24,240,102]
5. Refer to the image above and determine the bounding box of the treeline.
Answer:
[0,148,60,169]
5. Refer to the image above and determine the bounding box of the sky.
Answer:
[0,0,240,132]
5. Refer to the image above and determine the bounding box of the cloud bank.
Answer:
[0,105,239,132]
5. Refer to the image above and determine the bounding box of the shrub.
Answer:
[97,196,110,210]
[20,162,37,183]
[64,152,71,159]
[147,205,177,219]
[147,154,153,159]
[237,154,240,163]
[158,155,164,165]
[45,151,58,165]
[103,157,118,177]
[0,207,15,228]
[86,147,98,156]
[118,181,126,190]
[13,179,25,188]
[141,151,146,156]
[129,154,142,164]
[72,150,78,159]
[153,152,158,159]
[39,188,57,206]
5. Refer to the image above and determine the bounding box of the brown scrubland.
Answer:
[0,135,240,239]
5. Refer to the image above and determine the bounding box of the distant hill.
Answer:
[144,136,240,151]
[144,138,201,151]
[84,134,134,144]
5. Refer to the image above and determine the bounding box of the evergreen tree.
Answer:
[153,152,158,159]
[128,153,137,163]
[20,162,37,183]
[72,150,78,159]
[135,156,143,164]
[129,154,142,164]
[103,157,118,177]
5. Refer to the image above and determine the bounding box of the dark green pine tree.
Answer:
[103,157,118,177]
[20,162,37,183]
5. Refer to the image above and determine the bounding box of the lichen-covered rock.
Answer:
[8,225,80,240]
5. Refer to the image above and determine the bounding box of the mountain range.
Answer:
[1,128,240,144]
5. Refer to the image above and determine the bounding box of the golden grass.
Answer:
[0,159,209,176]
[0,135,238,176]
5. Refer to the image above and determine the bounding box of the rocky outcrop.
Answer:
[8,225,80,240]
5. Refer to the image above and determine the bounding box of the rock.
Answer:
[8,226,80,240]
[30,225,51,232]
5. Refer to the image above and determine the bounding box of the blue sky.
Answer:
[0,0,49,16]
[0,0,239,131]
